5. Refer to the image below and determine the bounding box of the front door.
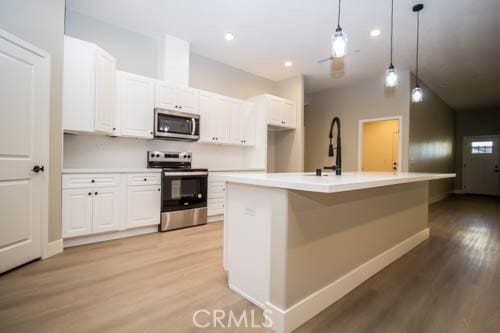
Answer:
[0,30,50,273]
[463,136,500,196]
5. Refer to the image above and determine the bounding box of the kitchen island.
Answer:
[214,171,455,333]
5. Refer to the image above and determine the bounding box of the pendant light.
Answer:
[332,0,347,58]
[411,4,424,103]
[385,0,398,87]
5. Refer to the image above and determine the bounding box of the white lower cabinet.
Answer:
[208,178,226,217]
[126,185,161,229]
[62,188,93,238]
[63,172,161,240]
[92,187,121,234]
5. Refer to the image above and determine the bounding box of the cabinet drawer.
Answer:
[127,173,161,186]
[208,198,225,216]
[63,174,121,189]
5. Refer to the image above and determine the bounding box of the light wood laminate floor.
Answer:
[1,195,499,332]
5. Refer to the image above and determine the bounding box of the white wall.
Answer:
[305,72,411,172]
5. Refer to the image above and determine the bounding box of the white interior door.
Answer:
[0,30,50,273]
[464,136,500,196]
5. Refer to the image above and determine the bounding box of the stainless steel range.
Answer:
[147,151,208,231]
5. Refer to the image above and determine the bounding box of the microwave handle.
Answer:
[191,118,196,136]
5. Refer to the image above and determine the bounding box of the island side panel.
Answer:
[225,182,288,308]
[279,181,429,309]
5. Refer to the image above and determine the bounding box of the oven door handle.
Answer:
[191,117,196,136]
[164,171,208,176]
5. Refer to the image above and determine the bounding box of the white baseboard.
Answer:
[43,239,63,259]
[208,214,223,223]
[265,228,430,333]
[429,192,450,204]
[64,226,158,248]
[229,284,265,309]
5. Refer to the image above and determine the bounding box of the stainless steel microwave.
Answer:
[154,108,200,141]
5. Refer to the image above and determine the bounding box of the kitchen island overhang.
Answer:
[215,172,455,333]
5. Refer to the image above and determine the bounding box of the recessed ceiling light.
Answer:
[370,29,381,37]
[224,33,234,41]
[284,61,293,67]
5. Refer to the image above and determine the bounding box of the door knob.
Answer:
[32,165,44,173]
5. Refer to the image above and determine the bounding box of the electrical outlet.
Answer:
[244,207,256,216]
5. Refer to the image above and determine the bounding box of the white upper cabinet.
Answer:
[115,71,155,139]
[155,81,199,114]
[199,92,256,146]
[198,91,234,144]
[251,94,297,129]
[229,100,256,146]
[63,36,117,135]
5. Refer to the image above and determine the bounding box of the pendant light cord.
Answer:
[390,0,394,66]
[337,0,342,29]
[416,11,420,85]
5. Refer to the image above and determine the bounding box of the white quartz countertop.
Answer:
[62,168,162,174]
[213,171,456,193]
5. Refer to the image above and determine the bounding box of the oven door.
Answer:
[162,171,207,212]
[155,109,200,141]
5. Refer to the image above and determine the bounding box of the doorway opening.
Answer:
[463,135,500,196]
[358,117,401,172]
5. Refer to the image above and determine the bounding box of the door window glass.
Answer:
[471,141,493,154]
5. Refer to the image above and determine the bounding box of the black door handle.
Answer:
[32,165,44,173]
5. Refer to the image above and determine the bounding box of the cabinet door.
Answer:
[281,101,296,128]
[268,97,283,126]
[94,47,116,135]
[62,36,96,133]
[155,81,178,110]
[178,87,199,114]
[62,188,93,238]
[229,99,244,145]
[92,187,121,234]
[198,92,218,143]
[214,95,231,143]
[241,102,256,145]
[126,185,161,229]
[116,71,155,138]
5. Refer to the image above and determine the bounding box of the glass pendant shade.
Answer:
[332,28,348,58]
[411,86,423,102]
[385,66,398,87]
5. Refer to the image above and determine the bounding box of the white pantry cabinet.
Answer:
[155,81,199,114]
[63,36,117,135]
[116,71,155,139]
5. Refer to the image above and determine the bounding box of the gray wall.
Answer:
[455,108,500,189]
[0,0,65,242]
[305,72,411,172]
[409,75,456,202]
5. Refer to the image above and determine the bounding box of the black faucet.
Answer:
[324,116,342,175]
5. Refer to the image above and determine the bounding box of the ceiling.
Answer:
[66,0,500,110]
